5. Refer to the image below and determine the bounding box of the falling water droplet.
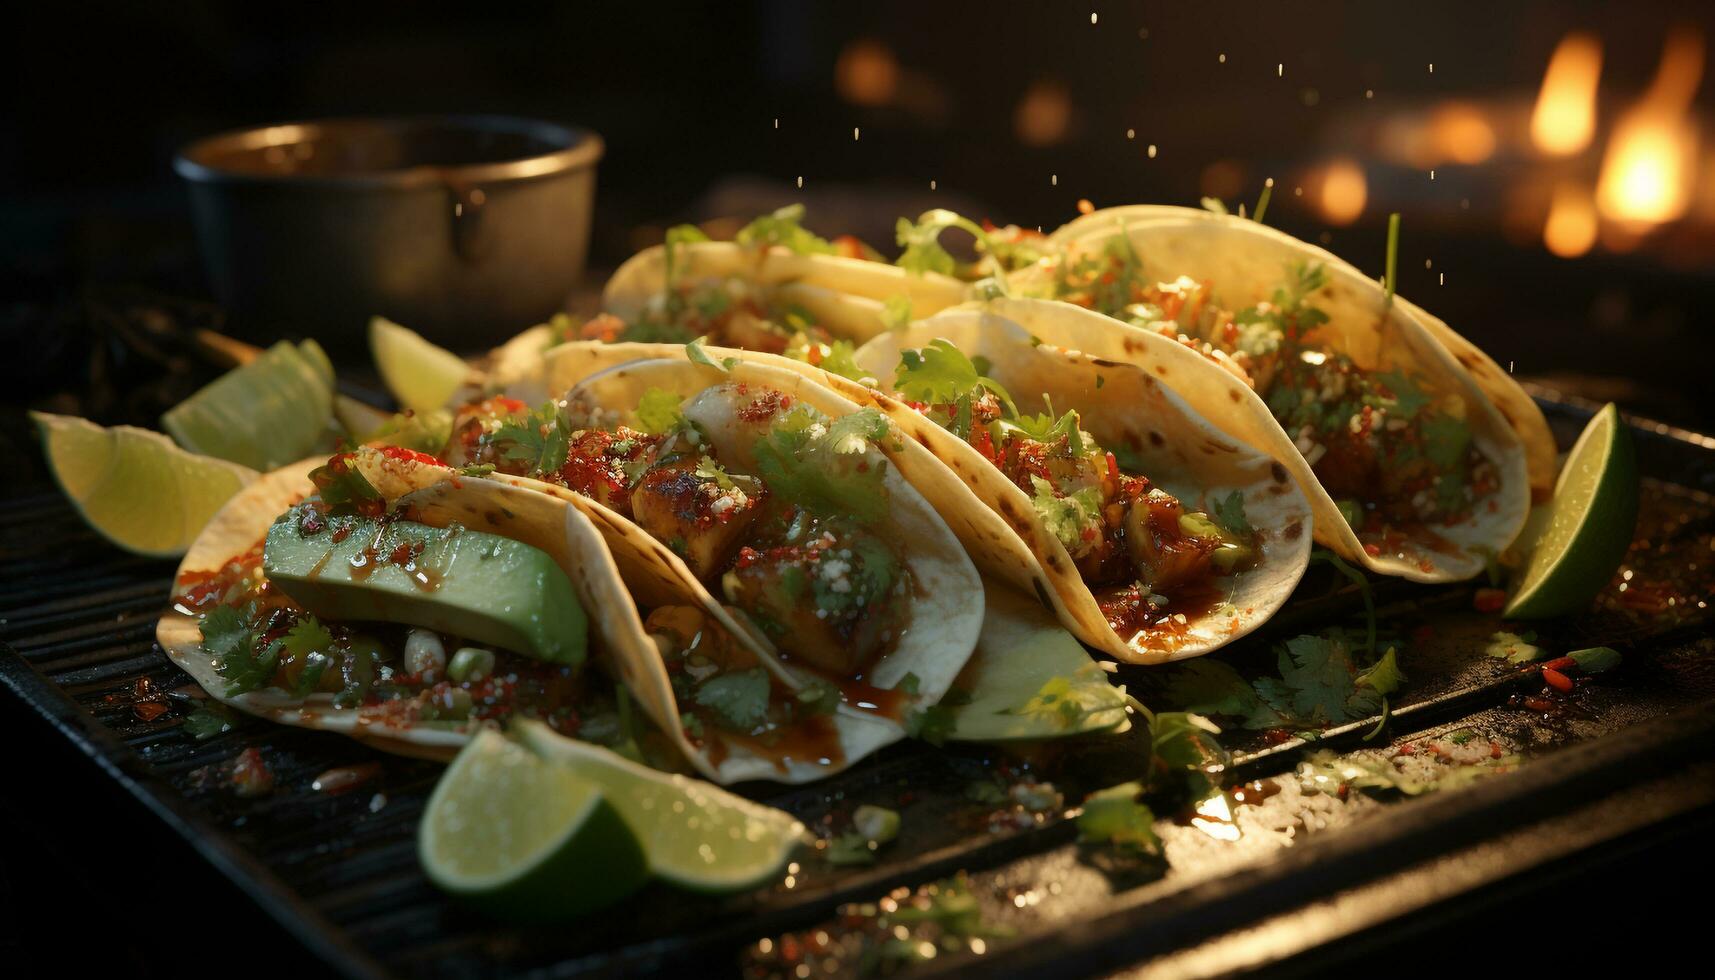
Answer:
[797,176,804,188]
[1429,169,1436,180]
[773,118,779,129]
[1051,173,1058,186]
[1439,272,1446,285]
[1090,12,1098,24]
[930,179,937,190]
[1424,258,1433,269]
[1126,128,1135,139]
[1428,63,1435,74]
[1278,63,1284,77]
[853,127,860,141]
[1219,53,1227,64]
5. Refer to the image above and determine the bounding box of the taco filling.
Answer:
[435,386,917,700]
[891,340,1259,640]
[1044,247,1499,564]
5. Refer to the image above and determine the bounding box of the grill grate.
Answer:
[4,395,1714,978]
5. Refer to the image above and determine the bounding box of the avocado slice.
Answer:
[263,503,586,666]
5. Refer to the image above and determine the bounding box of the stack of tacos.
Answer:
[999,206,1546,582]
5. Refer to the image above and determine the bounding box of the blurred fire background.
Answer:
[3,1,1713,427]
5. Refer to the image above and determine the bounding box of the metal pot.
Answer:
[175,115,602,350]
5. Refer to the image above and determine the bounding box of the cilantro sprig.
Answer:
[1164,630,1406,733]
[735,204,834,255]
[893,339,1015,412]
[752,407,893,525]
[493,402,574,478]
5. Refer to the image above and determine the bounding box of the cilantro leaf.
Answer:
[1077,781,1161,855]
[683,339,729,373]
[1163,659,1284,729]
[752,414,890,525]
[1355,646,1405,696]
[693,668,772,732]
[795,678,841,716]
[308,455,381,514]
[1254,634,1360,725]
[635,387,687,436]
[735,204,834,255]
[1568,646,1622,674]
[1420,413,1472,469]
[181,703,236,740]
[493,403,571,478]
[1211,490,1253,539]
[1010,405,1087,454]
[825,409,890,454]
[893,338,1014,411]
[202,606,279,698]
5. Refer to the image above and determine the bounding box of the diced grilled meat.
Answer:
[631,457,763,580]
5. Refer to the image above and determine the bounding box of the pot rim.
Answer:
[174,114,603,189]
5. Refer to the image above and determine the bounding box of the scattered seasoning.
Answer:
[742,873,1011,978]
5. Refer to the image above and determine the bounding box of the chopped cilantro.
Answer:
[825,409,890,455]
[493,402,572,478]
[308,456,381,514]
[1010,402,1087,454]
[1029,476,1103,555]
[735,204,834,255]
[752,410,890,524]
[201,606,280,697]
[1569,646,1622,674]
[1163,659,1284,730]
[693,668,772,732]
[181,702,236,740]
[457,463,496,477]
[825,833,880,866]
[368,409,452,455]
[795,678,841,715]
[1210,490,1252,539]
[1255,633,1368,725]
[1173,629,1404,733]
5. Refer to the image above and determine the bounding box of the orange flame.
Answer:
[1531,33,1603,156]
[1543,183,1599,258]
[1596,29,1703,225]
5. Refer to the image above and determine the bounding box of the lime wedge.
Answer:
[420,729,648,920]
[1504,403,1639,619]
[161,340,335,470]
[514,719,805,892]
[31,412,256,557]
[333,394,392,440]
[370,316,471,413]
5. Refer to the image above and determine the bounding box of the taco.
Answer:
[594,206,969,356]
[158,447,906,783]
[533,327,1312,665]
[1042,204,1557,498]
[424,360,986,741]
[1004,207,1533,582]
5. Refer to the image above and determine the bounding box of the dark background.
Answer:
[3,2,1715,975]
[4,1,1714,426]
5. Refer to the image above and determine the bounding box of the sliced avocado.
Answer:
[263,503,586,666]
